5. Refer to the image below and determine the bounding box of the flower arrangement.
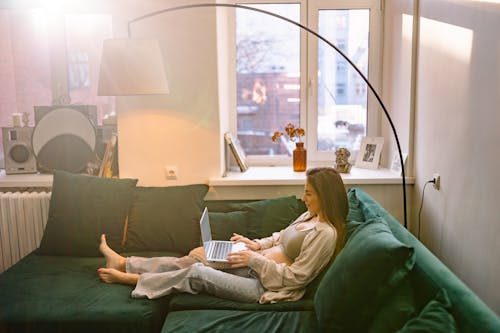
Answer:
[272,123,305,143]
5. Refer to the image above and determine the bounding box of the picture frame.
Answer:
[390,151,408,176]
[224,132,248,172]
[355,137,384,169]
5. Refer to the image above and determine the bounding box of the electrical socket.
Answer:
[432,173,440,190]
[165,166,179,180]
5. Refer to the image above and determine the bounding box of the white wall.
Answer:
[111,0,223,185]
[381,0,414,172]
[402,0,499,313]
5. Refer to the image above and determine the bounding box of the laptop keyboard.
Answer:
[207,242,232,260]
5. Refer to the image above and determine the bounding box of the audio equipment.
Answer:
[2,127,37,174]
[32,105,97,173]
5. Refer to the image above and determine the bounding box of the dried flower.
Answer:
[271,122,305,143]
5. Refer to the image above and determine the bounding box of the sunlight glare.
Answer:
[420,16,473,63]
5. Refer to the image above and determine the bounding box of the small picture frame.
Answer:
[390,152,408,176]
[224,132,248,172]
[355,137,384,169]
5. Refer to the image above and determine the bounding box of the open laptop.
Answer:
[200,207,246,262]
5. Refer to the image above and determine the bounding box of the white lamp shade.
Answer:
[98,38,169,96]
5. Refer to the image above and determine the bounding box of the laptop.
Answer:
[200,207,247,262]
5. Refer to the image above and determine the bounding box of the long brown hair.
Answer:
[306,167,348,257]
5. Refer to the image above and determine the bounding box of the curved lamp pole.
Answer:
[126,3,409,229]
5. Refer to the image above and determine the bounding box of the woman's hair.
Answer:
[306,167,348,257]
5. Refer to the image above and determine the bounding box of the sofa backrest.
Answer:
[353,187,500,333]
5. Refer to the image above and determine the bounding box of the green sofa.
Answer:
[0,171,498,332]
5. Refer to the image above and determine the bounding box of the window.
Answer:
[231,0,381,164]
[235,4,301,157]
[0,7,113,166]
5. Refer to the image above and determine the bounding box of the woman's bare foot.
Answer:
[99,234,126,272]
[97,268,139,286]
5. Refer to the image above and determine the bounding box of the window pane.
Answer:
[65,14,114,125]
[317,9,369,153]
[0,9,52,162]
[236,4,300,156]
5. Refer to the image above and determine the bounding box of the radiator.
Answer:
[0,191,51,273]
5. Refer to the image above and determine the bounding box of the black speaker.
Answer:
[2,127,37,174]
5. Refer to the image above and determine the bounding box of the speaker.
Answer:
[32,105,97,173]
[2,127,37,174]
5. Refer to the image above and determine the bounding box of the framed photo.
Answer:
[224,132,248,172]
[355,137,384,169]
[390,151,408,176]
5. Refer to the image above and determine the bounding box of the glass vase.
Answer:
[293,142,307,172]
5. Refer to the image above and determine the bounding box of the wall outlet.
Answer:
[432,173,440,190]
[165,166,179,180]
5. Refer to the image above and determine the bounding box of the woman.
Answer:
[98,167,348,304]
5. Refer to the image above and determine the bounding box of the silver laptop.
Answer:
[200,207,246,262]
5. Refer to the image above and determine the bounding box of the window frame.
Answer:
[227,0,383,166]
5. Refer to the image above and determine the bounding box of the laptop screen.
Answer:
[199,207,212,245]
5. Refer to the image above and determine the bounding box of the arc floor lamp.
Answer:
[97,3,409,229]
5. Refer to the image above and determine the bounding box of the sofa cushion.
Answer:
[0,253,169,333]
[227,196,307,239]
[38,170,137,256]
[368,278,417,333]
[125,185,208,254]
[396,289,458,333]
[209,211,248,241]
[346,187,365,223]
[314,217,416,333]
[168,293,313,312]
[161,309,318,333]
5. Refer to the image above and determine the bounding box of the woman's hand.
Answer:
[226,250,255,268]
[230,233,261,251]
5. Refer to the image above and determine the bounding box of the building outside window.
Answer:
[232,0,381,165]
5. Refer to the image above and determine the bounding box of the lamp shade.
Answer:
[98,38,169,96]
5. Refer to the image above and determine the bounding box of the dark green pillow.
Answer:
[314,217,416,333]
[346,188,365,223]
[38,170,137,256]
[208,211,248,241]
[229,196,307,239]
[345,188,366,240]
[368,278,417,333]
[125,185,208,254]
[396,289,458,333]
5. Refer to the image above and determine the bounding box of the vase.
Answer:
[293,142,307,172]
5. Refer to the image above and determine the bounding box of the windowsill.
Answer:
[0,166,415,188]
[209,166,414,186]
[0,170,53,188]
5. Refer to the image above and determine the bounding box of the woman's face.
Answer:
[302,181,322,217]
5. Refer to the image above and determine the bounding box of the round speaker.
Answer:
[9,144,31,163]
[32,107,97,173]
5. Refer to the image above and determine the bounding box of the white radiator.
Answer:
[0,191,51,273]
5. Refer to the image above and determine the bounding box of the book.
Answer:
[224,132,248,172]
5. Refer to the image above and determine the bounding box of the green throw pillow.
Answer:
[208,211,248,241]
[345,188,366,240]
[125,185,208,254]
[228,196,307,239]
[396,289,458,333]
[346,188,365,223]
[314,217,416,333]
[38,170,138,256]
[368,278,417,333]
